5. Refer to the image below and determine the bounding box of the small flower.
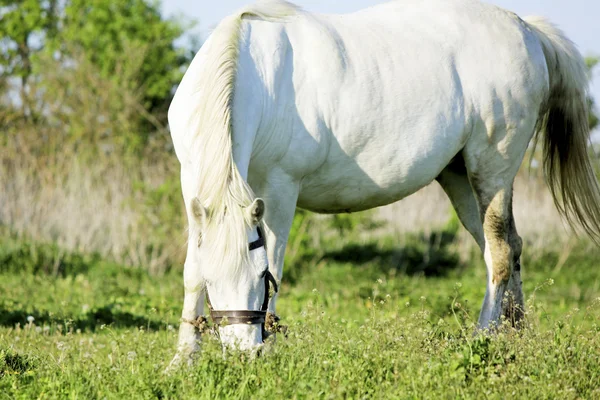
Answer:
[35,326,42,333]
[27,316,35,324]
[127,351,137,361]
[167,324,174,331]
[56,341,66,351]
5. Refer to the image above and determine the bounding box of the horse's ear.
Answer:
[191,197,207,225]
[246,198,265,225]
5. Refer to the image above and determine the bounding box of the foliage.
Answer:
[0,348,37,378]
[54,0,188,120]
[0,126,186,274]
[29,47,151,154]
[0,235,94,276]
[0,0,190,131]
[284,208,463,284]
[0,0,58,81]
[284,210,385,283]
[131,173,186,273]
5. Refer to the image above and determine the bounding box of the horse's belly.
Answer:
[296,132,462,213]
[297,174,430,214]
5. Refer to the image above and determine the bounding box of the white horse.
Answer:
[167,0,600,364]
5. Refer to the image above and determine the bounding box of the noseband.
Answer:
[205,226,282,339]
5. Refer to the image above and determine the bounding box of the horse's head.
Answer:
[188,196,271,350]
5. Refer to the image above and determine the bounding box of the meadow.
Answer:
[2,85,600,399]
[1,200,600,399]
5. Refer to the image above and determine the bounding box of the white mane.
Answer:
[183,1,300,282]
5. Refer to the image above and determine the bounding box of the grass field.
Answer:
[1,217,600,399]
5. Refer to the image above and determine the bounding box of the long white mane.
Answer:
[183,0,300,281]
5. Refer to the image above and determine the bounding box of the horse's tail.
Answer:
[177,0,299,208]
[524,16,600,243]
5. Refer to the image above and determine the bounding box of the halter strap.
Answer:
[248,226,265,251]
[203,226,279,339]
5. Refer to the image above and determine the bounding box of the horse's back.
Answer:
[236,0,548,212]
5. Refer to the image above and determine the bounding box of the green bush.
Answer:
[0,236,95,276]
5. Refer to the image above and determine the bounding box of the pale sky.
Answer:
[161,0,600,132]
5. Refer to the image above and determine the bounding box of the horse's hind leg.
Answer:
[503,213,524,326]
[468,178,521,329]
[437,155,525,328]
[462,104,537,329]
[436,155,484,251]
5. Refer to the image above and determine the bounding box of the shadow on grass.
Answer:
[0,304,161,331]
[321,230,462,277]
[0,348,37,378]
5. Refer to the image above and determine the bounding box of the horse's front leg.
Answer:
[167,260,205,370]
[257,173,300,329]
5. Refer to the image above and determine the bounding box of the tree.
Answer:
[0,0,58,117]
[53,0,188,120]
[1,0,190,128]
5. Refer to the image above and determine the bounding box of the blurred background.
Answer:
[1,0,599,279]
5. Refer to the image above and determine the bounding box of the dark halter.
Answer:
[205,226,281,339]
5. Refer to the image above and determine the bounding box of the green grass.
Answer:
[1,229,600,399]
